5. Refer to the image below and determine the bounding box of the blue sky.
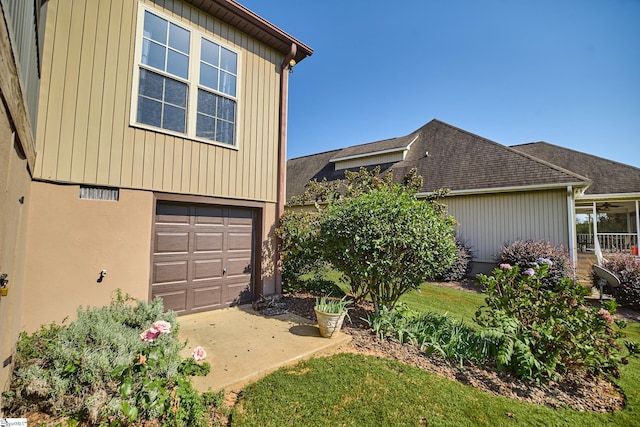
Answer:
[238,0,640,168]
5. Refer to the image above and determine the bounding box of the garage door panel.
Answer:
[226,257,252,277]
[194,232,223,252]
[153,260,188,284]
[193,259,223,280]
[192,285,223,310]
[155,232,189,254]
[228,232,252,251]
[195,206,225,225]
[225,283,251,305]
[156,203,190,224]
[153,289,188,314]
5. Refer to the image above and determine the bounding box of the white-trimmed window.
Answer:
[132,6,239,146]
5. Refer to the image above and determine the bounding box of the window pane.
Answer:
[142,39,166,70]
[197,89,217,116]
[199,63,218,90]
[138,69,163,100]
[143,11,167,43]
[168,23,190,54]
[217,97,235,121]
[165,79,187,107]
[216,120,234,145]
[219,72,236,97]
[201,39,219,66]
[196,114,215,140]
[163,104,186,133]
[167,50,189,79]
[220,47,237,74]
[137,97,162,128]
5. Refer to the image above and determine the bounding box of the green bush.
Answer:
[476,264,630,383]
[594,253,640,310]
[275,209,324,292]
[320,189,457,313]
[496,239,572,288]
[432,239,473,282]
[2,293,214,425]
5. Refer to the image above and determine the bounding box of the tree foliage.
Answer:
[319,188,457,313]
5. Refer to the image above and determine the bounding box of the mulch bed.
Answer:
[277,289,630,413]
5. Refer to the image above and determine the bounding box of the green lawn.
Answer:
[232,284,640,426]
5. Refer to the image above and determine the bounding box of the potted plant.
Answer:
[314,295,351,338]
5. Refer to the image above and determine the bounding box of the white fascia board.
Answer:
[575,192,640,202]
[329,135,418,163]
[416,181,589,198]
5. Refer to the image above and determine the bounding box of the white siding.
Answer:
[334,152,405,170]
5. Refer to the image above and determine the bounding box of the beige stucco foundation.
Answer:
[21,183,154,333]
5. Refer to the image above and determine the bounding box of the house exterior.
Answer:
[512,142,640,255]
[0,0,312,396]
[0,0,47,404]
[287,119,595,275]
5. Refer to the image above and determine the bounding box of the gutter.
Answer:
[416,181,590,198]
[275,43,297,295]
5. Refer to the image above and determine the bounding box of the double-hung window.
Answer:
[132,6,239,146]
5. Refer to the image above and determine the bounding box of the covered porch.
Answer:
[576,199,640,256]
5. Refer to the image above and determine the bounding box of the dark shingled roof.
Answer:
[286,119,590,200]
[512,142,640,196]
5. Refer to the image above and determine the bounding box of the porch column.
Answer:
[567,186,577,270]
[636,200,639,255]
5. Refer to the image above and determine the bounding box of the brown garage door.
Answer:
[151,202,254,315]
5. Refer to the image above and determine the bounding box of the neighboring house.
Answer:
[0,0,312,377]
[512,142,640,255]
[0,0,47,403]
[287,119,597,275]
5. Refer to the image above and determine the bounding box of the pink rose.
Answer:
[153,320,172,335]
[192,346,207,362]
[140,328,159,342]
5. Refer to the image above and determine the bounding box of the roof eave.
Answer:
[417,181,591,198]
[183,0,313,63]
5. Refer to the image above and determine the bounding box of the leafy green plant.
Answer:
[366,304,496,365]
[594,253,640,310]
[475,263,632,383]
[320,189,457,313]
[2,293,214,425]
[497,239,572,287]
[314,295,351,316]
[431,238,474,282]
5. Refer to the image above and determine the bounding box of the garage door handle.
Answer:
[223,268,227,275]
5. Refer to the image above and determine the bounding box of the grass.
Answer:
[232,284,640,426]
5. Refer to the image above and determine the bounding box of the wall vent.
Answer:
[79,186,119,201]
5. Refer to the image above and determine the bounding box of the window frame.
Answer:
[130,4,241,149]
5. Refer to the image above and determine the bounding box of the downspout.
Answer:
[636,200,640,255]
[566,186,577,278]
[275,43,297,295]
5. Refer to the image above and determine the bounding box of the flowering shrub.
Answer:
[497,239,572,288]
[593,253,640,310]
[476,264,633,383]
[2,293,214,425]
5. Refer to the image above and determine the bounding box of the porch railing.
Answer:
[578,233,638,253]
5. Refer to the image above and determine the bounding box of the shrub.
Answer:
[476,264,630,383]
[2,293,213,425]
[275,209,324,292]
[496,240,572,287]
[594,253,640,310]
[320,189,457,313]
[432,239,473,282]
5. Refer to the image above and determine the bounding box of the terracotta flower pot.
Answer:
[314,308,346,338]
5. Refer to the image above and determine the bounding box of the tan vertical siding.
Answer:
[36,0,282,203]
[444,189,569,263]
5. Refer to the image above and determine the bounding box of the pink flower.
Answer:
[192,346,207,362]
[153,320,172,335]
[140,328,159,342]
[597,309,614,324]
[499,263,511,269]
